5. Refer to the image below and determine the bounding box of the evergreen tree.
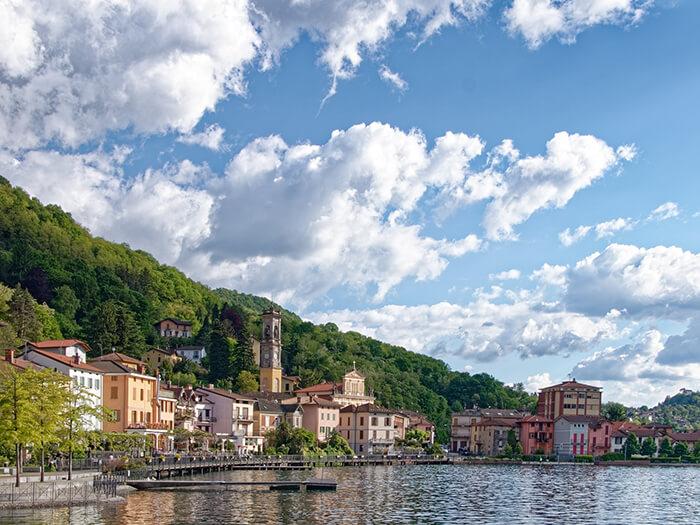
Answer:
[86,301,146,358]
[672,441,689,458]
[624,433,641,457]
[208,322,233,383]
[640,437,657,457]
[8,285,41,342]
[659,437,673,457]
[235,370,259,393]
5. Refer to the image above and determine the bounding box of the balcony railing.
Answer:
[127,422,170,431]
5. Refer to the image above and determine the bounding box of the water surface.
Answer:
[2,464,698,524]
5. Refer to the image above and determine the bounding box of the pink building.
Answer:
[517,415,554,455]
[297,396,341,442]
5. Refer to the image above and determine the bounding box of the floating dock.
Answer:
[127,478,337,492]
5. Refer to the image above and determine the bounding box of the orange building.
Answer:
[537,379,602,420]
[154,318,193,338]
[90,354,170,451]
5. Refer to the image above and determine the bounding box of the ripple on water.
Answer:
[1,464,698,525]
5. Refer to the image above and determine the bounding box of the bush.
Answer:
[574,455,594,463]
[522,454,554,462]
[599,453,625,461]
[651,456,681,463]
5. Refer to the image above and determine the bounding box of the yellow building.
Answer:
[259,309,283,393]
[143,347,181,373]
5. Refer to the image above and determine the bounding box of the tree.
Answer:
[35,302,63,340]
[57,384,106,480]
[31,369,70,482]
[451,400,464,412]
[693,441,700,458]
[171,372,197,387]
[208,322,234,383]
[623,433,640,457]
[673,441,689,458]
[603,402,628,422]
[235,370,259,393]
[0,366,39,486]
[507,429,519,450]
[265,422,319,456]
[640,437,657,457]
[323,431,353,456]
[8,285,41,343]
[86,301,146,358]
[659,437,673,457]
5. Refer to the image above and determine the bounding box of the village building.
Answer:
[338,403,395,455]
[259,309,283,393]
[470,418,519,456]
[90,354,169,450]
[281,403,304,428]
[25,339,92,362]
[154,318,193,338]
[394,413,410,441]
[401,411,436,444]
[2,348,41,371]
[196,386,263,454]
[24,346,104,431]
[175,345,207,365]
[537,379,602,420]
[293,366,376,408]
[450,408,481,452]
[553,415,604,458]
[517,415,554,455]
[143,347,181,372]
[254,399,284,437]
[298,396,341,442]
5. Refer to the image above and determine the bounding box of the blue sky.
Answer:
[2,0,699,405]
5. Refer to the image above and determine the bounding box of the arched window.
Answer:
[274,378,280,391]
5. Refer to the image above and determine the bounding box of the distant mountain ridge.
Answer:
[632,389,700,431]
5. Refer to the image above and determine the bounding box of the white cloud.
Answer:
[254,0,489,99]
[647,201,680,222]
[0,0,259,150]
[378,65,408,92]
[530,263,568,286]
[505,0,653,49]
[0,150,215,264]
[177,124,226,151]
[571,328,700,406]
[594,217,635,238]
[308,288,617,362]
[524,372,555,392]
[559,225,592,246]
[489,269,521,281]
[481,132,633,240]
[565,244,700,317]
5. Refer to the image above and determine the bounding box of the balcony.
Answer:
[369,438,395,445]
[126,422,169,432]
[198,416,218,423]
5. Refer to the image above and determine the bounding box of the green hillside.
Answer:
[0,177,535,440]
[632,390,700,431]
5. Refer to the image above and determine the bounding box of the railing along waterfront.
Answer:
[0,476,123,508]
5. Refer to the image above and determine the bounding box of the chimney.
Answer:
[5,349,14,364]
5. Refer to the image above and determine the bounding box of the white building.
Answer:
[175,345,207,364]
[26,339,91,362]
[24,347,104,431]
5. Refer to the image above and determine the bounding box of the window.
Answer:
[95,379,100,390]
[133,388,137,400]
[113,410,120,422]
[371,417,378,426]
[360,417,364,426]
[321,413,325,421]
[80,376,85,387]
[140,389,144,401]
[111,376,117,382]
[140,411,144,422]
[110,386,118,399]
[385,417,390,426]
[146,412,151,423]
[131,410,137,423]
[359,430,364,440]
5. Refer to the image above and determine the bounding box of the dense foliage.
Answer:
[629,389,700,431]
[0,179,535,442]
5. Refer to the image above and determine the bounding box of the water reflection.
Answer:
[1,464,698,524]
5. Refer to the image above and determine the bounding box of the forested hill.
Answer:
[0,178,535,440]
[632,390,700,431]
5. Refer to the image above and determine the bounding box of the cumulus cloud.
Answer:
[559,225,592,246]
[378,65,408,92]
[594,217,636,238]
[656,316,700,366]
[0,150,215,264]
[571,327,700,406]
[254,0,488,99]
[308,288,617,362]
[524,372,555,392]
[489,269,521,281]
[565,244,700,316]
[505,0,653,49]
[0,0,260,151]
[177,124,226,151]
[647,201,680,222]
[480,132,633,240]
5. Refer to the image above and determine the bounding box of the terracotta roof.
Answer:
[481,409,525,419]
[294,381,339,394]
[340,403,393,414]
[90,360,143,375]
[89,352,144,365]
[1,351,42,371]
[147,347,176,356]
[518,415,553,423]
[540,379,601,391]
[302,395,341,409]
[197,386,255,402]
[29,339,91,351]
[255,399,284,413]
[667,431,700,442]
[556,415,604,424]
[158,388,176,399]
[27,348,103,373]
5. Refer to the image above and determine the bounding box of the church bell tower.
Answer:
[259,308,282,393]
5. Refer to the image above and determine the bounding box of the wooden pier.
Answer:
[127,478,337,492]
[124,454,450,480]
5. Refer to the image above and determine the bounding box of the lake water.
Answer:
[2,464,698,524]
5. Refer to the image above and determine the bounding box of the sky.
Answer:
[1,0,698,406]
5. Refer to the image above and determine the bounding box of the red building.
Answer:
[537,379,602,420]
[517,415,554,455]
